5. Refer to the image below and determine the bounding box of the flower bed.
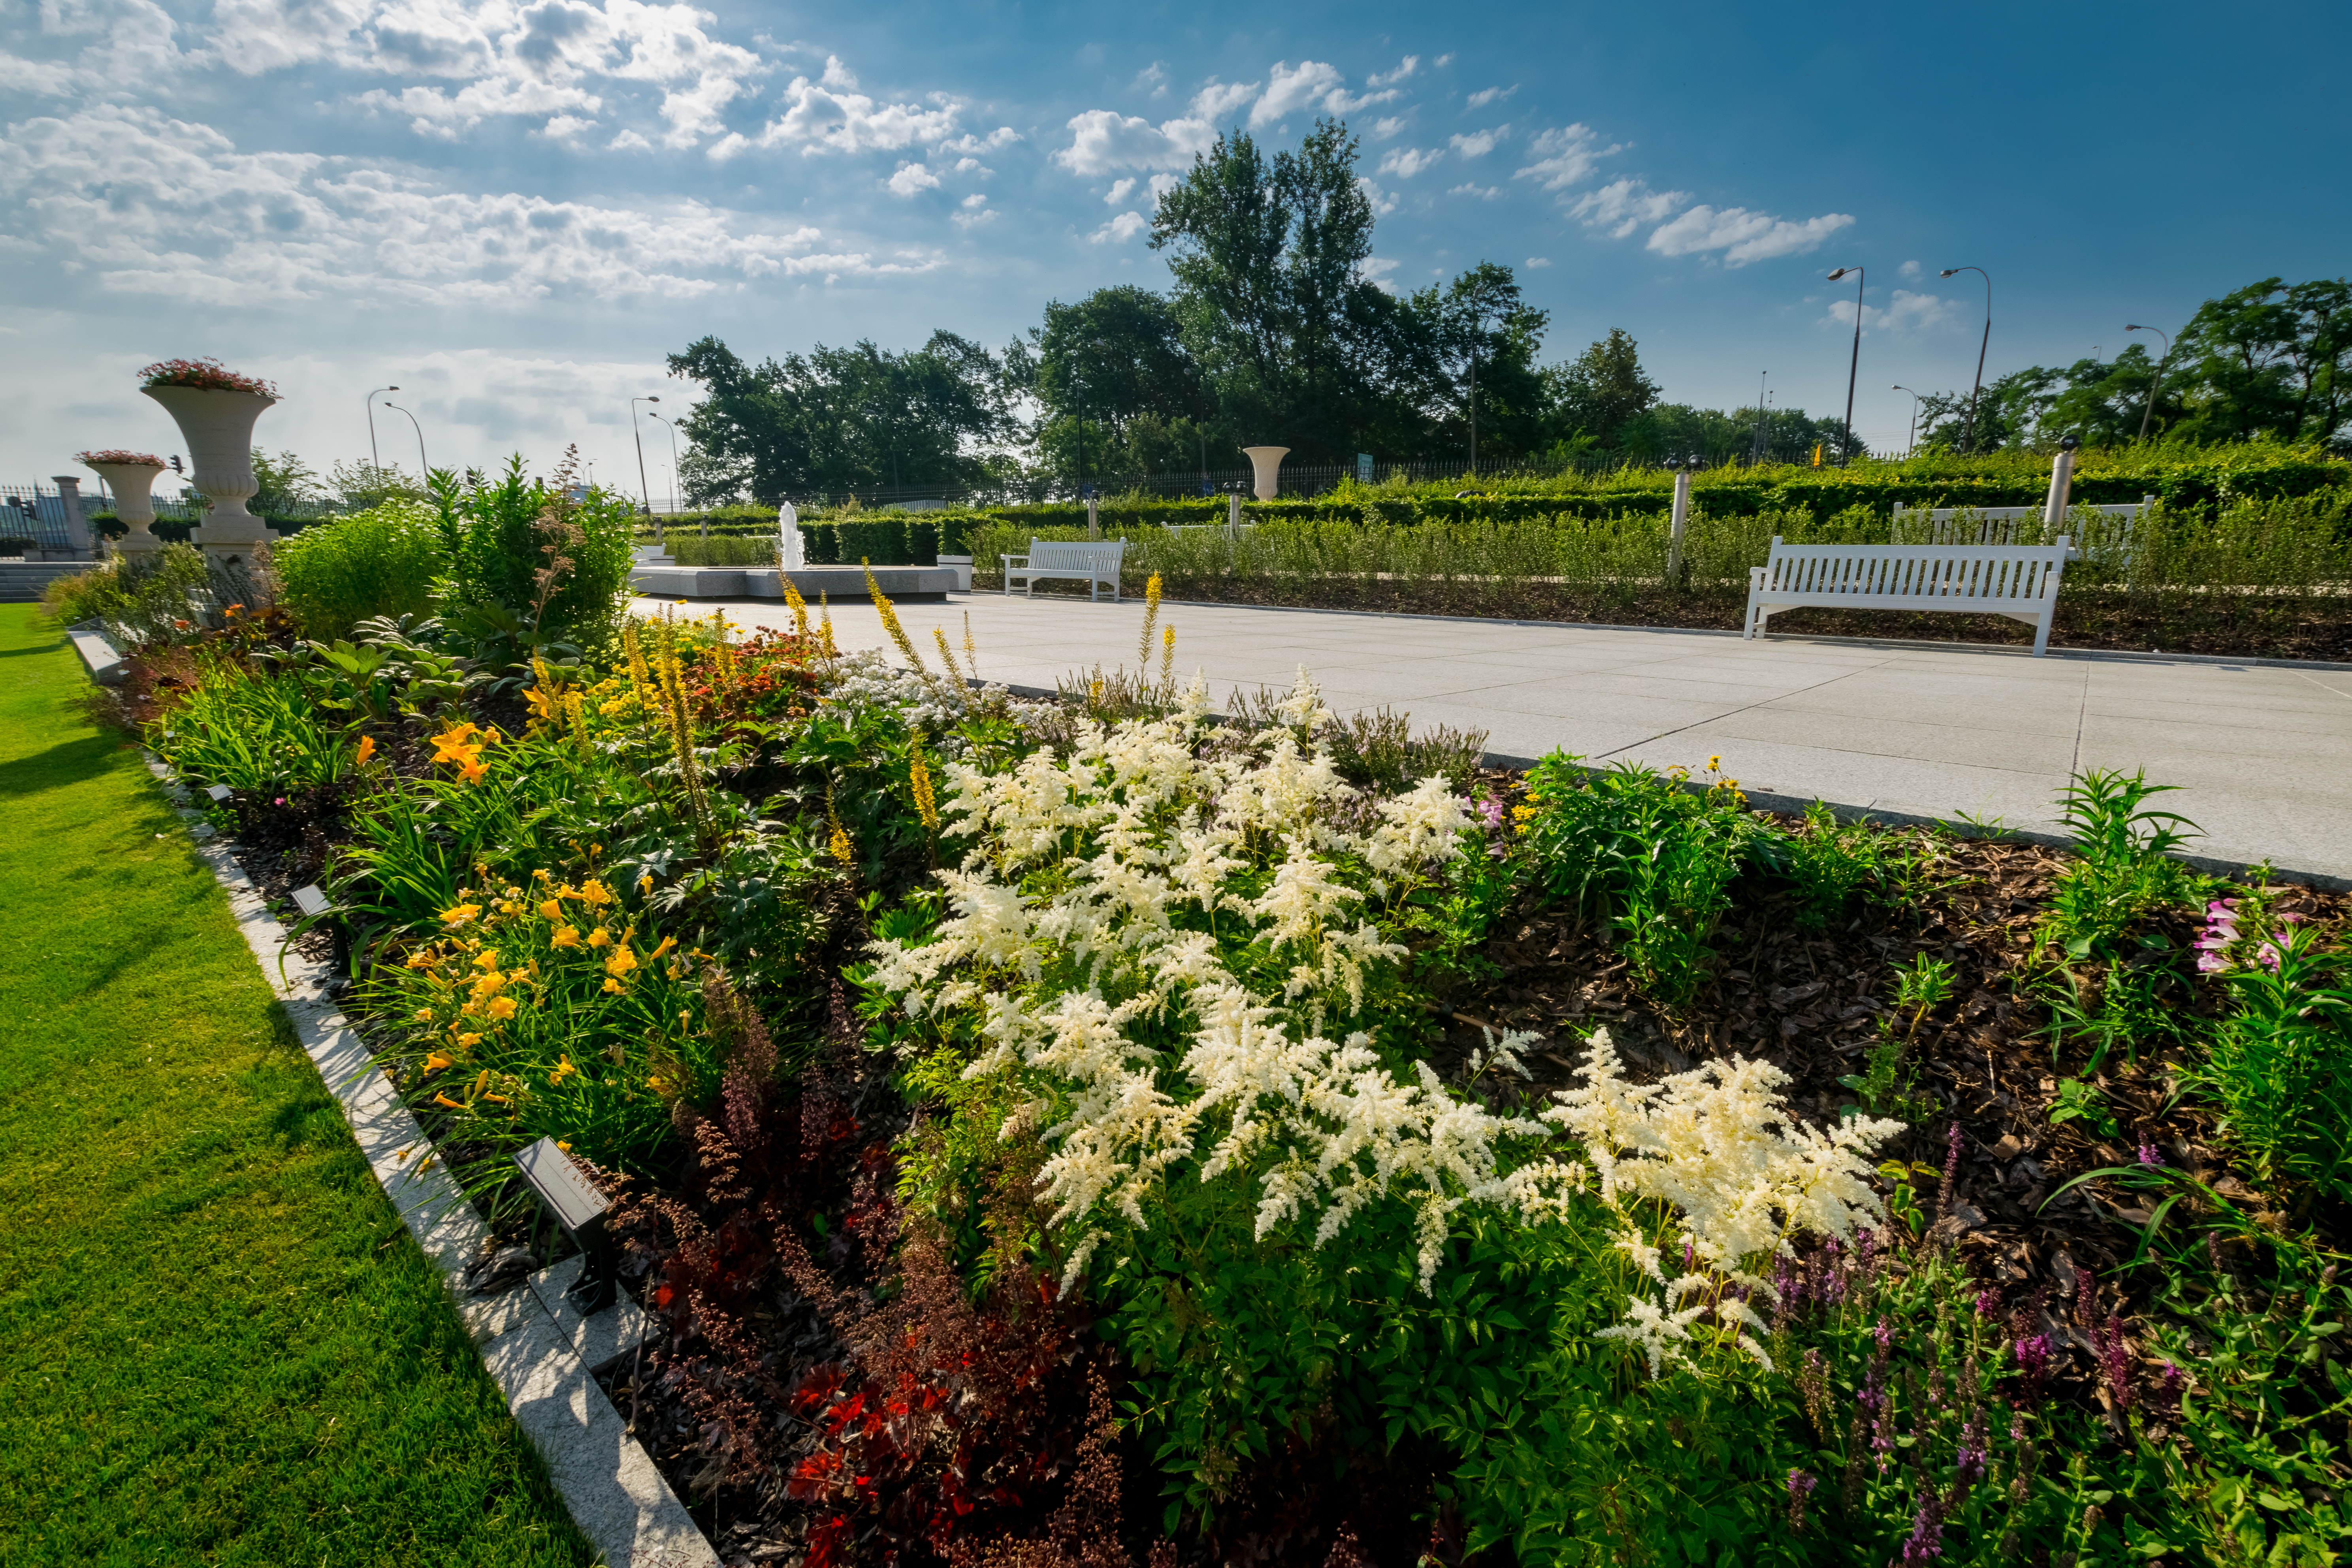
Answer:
[112,561,2352,1567]
[76,448,167,467]
[139,356,280,396]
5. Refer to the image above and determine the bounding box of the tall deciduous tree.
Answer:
[1545,329,1661,450]
[2170,277,2350,447]
[665,332,1013,503]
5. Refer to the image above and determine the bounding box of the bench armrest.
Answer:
[1749,566,1768,587]
[1001,553,1028,568]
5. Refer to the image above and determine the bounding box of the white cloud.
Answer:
[1378,145,1442,178]
[1360,256,1401,293]
[1104,176,1136,204]
[1369,115,1407,140]
[538,112,597,141]
[1433,52,1454,67]
[1646,203,1855,266]
[1512,123,1622,192]
[886,161,939,196]
[1824,287,1959,336]
[1190,77,1260,121]
[1053,108,1213,175]
[1148,171,1180,200]
[1449,182,1500,199]
[1568,177,1687,237]
[1465,85,1518,109]
[608,127,650,150]
[953,193,995,228]
[1251,60,1343,126]
[1356,175,1397,216]
[1133,61,1167,97]
[0,102,916,306]
[939,127,1019,153]
[735,62,963,155]
[1899,258,1922,279]
[1449,127,1504,158]
[1367,55,1418,88]
[1090,209,1148,243]
[1525,256,1551,268]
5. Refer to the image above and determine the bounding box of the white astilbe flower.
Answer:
[1274,665,1336,733]
[1594,1295,1711,1378]
[1363,775,1474,875]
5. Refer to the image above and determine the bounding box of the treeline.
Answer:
[657,120,2347,503]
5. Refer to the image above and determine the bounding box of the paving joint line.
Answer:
[1589,654,1902,762]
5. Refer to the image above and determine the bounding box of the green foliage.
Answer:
[1517,754,1759,1003]
[2181,924,2352,1207]
[1772,802,1904,930]
[273,499,447,636]
[40,544,218,647]
[150,661,360,794]
[432,456,636,643]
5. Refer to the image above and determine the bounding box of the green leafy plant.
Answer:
[2179,922,2352,1210]
[273,499,447,635]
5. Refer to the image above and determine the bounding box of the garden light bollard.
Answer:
[1087,494,1100,539]
[1666,459,1693,588]
[142,383,279,568]
[85,459,166,557]
[1243,446,1288,501]
[1226,489,1241,539]
[2043,435,2080,531]
[514,1136,618,1316]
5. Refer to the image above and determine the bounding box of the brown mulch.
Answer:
[1428,809,2352,1317]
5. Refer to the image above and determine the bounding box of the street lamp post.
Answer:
[2125,324,2173,443]
[1891,385,1925,452]
[365,385,399,470]
[649,410,682,520]
[382,400,427,478]
[1825,267,1866,463]
[1939,267,1992,454]
[629,397,660,533]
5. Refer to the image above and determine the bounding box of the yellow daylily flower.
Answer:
[486,995,518,1021]
[586,928,613,950]
[601,977,624,994]
[550,925,582,949]
[604,947,637,979]
[539,899,564,922]
[439,903,483,928]
[424,1051,454,1073]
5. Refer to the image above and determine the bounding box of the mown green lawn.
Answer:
[0,604,592,1567]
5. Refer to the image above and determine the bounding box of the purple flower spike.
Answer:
[2139,1143,2163,1168]
[1786,1468,1816,1532]
[1973,1286,2002,1318]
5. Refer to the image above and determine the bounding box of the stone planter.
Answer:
[1242,445,1290,501]
[141,385,279,567]
[87,461,167,557]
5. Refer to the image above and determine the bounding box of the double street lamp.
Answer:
[1940,266,1992,454]
[2125,324,2173,443]
[1825,266,1864,463]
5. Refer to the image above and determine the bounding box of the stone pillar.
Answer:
[51,477,96,560]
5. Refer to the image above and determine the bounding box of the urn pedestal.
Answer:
[140,385,279,568]
[87,461,167,556]
[1242,445,1290,502]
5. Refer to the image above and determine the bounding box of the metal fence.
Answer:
[0,485,76,552]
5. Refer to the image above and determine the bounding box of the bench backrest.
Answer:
[1892,495,2152,556]
[1760,536,2070,604]
[1028,538,1126,569]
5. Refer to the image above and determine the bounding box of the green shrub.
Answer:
[273,499,447,636]
[2182,923,2352,1207]
[41,545,218,648]
[151,662,360,793]
[434,457,636,643]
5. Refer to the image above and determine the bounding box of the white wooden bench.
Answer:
[1001,538,1126,602]
[1893,495,2152,562]
[1745,535,2071,655]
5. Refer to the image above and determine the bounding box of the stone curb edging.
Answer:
[143,759,717,1568]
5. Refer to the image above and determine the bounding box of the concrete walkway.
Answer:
[642,591,2352,885]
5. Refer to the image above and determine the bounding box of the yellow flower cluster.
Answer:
[429,721,498,785]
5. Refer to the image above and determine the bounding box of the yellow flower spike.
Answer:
[539,899,563,922]
[457,755,489,786]
[638,874,652,894]
[577,879,614,906]
[532,868,551,881]
[471,1069,489,1099]
[551,925,581,949]
[484,1093,510,1107]
[550,1055,577,1083]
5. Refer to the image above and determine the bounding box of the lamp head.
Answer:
[1940,269,1958,279]
[388,384,400,390]
[2126,323,2144,331]
[649,395,660,402]
[2058,434,2081,452]
[1827,267,1853,281]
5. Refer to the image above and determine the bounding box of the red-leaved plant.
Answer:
[139,358,279,397]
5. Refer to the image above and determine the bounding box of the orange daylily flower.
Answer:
[424,1051,454,1073]
[354,735,377,764]
[439,903,483,928]
[433,1093,467,1110]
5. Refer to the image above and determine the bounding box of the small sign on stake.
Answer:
[291,884,331,919]
[206,783,232,802]
[514,1136,618,1315]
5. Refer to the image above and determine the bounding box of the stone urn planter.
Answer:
[141,376,279,568]
[1242,445,1290,501]
[79,452,168,557]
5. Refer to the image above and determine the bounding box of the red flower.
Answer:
[138,357,279,397]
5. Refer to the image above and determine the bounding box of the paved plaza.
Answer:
[642,590,2352,885]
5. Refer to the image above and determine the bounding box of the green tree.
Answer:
[666,332,1014,503]
[1394,262,1550,465]
[1544,329,1661,450]
[2170,277,2350,447]
[1028,286,1216,491]
[1150,119,1393,461]
[250,448,321,513]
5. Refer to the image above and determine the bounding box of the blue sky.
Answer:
[4,0,2346,495]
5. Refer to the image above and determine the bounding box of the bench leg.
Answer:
[2032,610,2052,657]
